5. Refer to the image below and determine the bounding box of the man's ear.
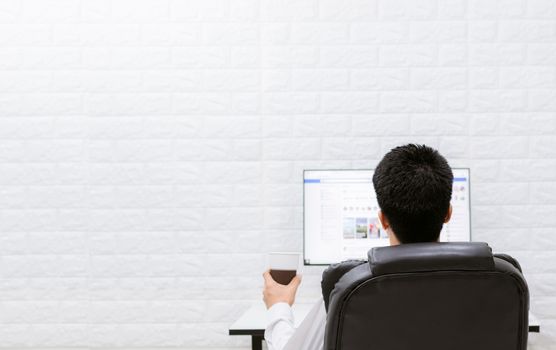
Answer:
[378,210,390,230]
[379,211,401,246]
[444,204,453,223]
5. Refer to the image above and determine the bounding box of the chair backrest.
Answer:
[323,242,529,350]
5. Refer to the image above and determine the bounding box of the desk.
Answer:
[229,301,541,350]
[229,302,313,350]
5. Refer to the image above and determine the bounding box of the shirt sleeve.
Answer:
[265,299,326,350]
[282,299,326,350]
[264,302,295,350]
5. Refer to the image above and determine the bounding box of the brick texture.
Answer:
[0,0,555,349]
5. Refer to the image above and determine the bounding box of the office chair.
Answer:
[321,242,529,350]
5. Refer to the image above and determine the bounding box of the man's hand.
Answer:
[262,270,302,309]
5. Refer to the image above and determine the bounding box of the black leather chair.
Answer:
[321,242,529,350]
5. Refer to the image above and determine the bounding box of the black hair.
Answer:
[372,144,453,243]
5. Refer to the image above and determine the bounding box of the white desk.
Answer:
[229,301,541,350]
[229,302,314,350]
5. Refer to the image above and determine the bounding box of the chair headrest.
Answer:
[368,242,494,276]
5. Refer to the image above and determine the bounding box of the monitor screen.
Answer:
[303,169,471,265]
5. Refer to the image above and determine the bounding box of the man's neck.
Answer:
[388,229,400,246]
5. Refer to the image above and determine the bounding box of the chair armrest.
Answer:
[321,260,366,312]
[494,253,523,273]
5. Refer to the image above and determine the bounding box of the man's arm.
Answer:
[265,302,295,350]
[262,271,302,350]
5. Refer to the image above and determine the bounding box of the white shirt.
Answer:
[264,298,326,350]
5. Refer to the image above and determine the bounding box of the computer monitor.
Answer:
[303,169,471,265]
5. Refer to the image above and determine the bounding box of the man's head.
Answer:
[373,144,453,244]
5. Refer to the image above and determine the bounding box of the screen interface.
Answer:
[303,169,471,265]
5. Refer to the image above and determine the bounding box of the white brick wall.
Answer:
[0,0,555,349]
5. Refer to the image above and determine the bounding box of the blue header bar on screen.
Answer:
[305,177,466,183]
[304,179,321,183]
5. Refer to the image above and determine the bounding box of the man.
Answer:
[263,144,454,350]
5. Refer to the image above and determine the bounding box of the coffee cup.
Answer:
[268,252,300,285]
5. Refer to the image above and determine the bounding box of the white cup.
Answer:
[268,252,301,285]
